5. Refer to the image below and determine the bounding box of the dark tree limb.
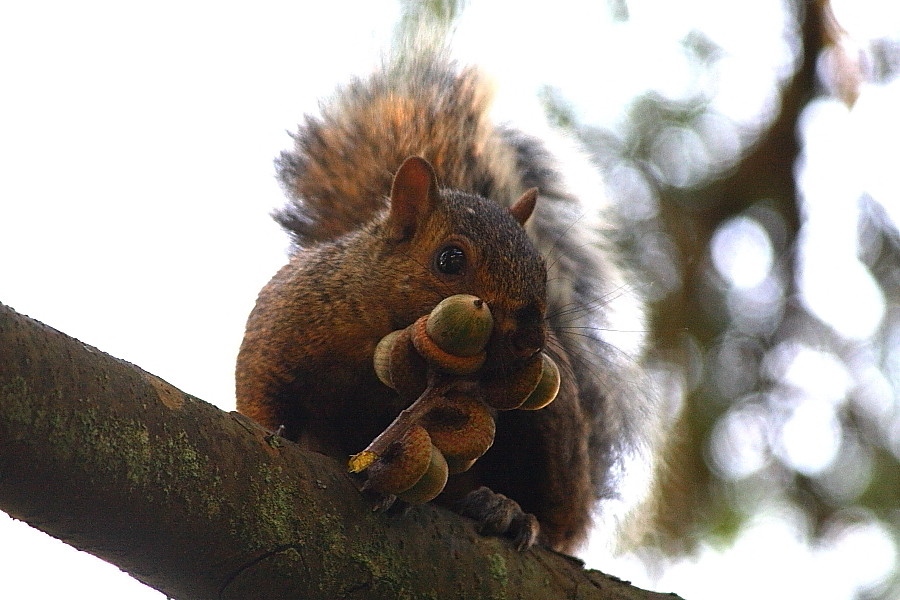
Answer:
[0,302,681,600]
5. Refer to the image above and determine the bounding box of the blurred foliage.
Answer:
[399,0,899,597]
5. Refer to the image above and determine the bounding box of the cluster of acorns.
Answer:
[348,294,560,504]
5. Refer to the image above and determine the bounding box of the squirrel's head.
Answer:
[380,156,548,370]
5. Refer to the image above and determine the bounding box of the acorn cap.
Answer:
[444,456,477,475]
[363,425,433,495]
[412,316,486,374]
[388,326,429,398]
[420,393,495,463]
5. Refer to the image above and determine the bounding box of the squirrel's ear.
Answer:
[387,156,440,241]
[509,188,538,226]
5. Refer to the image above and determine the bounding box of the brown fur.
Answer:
[237,55,655,553]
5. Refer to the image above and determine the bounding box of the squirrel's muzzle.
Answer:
[486,300,547,368]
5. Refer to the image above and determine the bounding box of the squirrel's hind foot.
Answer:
[461,486,539,551]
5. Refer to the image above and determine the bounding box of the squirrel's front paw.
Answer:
[461,486,539,551]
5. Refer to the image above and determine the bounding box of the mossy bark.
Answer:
[0,302,680,600]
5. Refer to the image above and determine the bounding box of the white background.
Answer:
[1,2,897,599]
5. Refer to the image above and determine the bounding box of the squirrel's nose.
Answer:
[510,324,545,358]
[508,302,547,358]
[485,301,547,364]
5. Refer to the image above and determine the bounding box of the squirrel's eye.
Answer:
[436,245,466,275]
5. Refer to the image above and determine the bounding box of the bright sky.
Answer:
[1,2,897,599]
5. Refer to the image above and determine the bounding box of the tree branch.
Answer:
[0,302,680,600]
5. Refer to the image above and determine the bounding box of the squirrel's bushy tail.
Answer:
[275,53,521,246]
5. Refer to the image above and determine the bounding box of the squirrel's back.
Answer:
[272,54,662,549]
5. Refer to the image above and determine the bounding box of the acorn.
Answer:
[480,352,544,410]
[517,353,561,410]
[373,329,401,388]
[425,294,493,357]
[412,316,486,374]
[444,456,477,474]
[420,393,495,473]
[411,294,493,374]
[362,424,432,495]
[372,326,429,398]
[396,443,449,504]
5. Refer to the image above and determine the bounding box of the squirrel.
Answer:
[235,53,659,554]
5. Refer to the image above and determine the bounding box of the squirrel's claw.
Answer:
[461,486,540,551]
[370,492,398,513]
